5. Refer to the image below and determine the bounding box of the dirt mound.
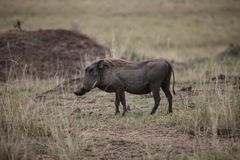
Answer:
[0,29,111,82]
[216,43,240,60]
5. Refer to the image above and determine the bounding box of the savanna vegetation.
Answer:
[0,0,240,159]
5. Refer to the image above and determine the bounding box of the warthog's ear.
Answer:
[97,59,110,70]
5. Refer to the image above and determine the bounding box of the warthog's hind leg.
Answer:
[161,73,173,114]
[150,89,161,115]
[162,86,173,113]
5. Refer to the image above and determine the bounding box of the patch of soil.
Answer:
[0,29,111,82]
[79,127,197,159]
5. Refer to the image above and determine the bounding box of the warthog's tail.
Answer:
[171,66,176,95]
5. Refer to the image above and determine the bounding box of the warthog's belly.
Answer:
[124,80,151,94]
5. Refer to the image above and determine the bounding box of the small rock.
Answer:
[188,102,195,109]
[180,86,192,92]
[211,74,225,81]
[86,99,96,104]
[71,108,81,115]
[35,95,47,102]
[89,111,93,115]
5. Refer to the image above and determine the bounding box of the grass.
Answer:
[0,57,240,159]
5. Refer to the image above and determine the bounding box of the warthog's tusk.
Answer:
[91,81,98,89]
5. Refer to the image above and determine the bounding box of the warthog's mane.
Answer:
[102,59,146,68]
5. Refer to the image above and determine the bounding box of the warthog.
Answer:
[74,58,175,116]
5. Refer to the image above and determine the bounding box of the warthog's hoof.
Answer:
[115,111,120,115]
[166,110,173,115]
[122,110,127,116]
[150,110,156,115]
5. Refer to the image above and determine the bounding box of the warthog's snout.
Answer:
[74,88,88,96]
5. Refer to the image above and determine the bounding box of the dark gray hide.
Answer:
[74,59,175,116]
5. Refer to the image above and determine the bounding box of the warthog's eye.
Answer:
[89,68,94,74]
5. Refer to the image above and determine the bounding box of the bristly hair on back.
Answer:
[101,58,161,68]
[102,59,136,67]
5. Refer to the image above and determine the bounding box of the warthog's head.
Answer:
[74,59,110,96]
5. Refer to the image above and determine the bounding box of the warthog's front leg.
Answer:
[117,90,127,116]
[114,92,120,115]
